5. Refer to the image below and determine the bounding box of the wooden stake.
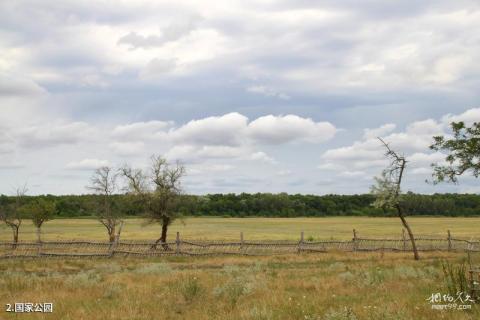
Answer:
[402,229,406,252]
[447,230,452,251]
[298,231,304,253]
[176,232,180,254]
[240,232,244,250]
[352,229,358,252]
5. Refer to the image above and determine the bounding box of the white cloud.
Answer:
[15,121,94,149]
[66,158,110,170]
[442,107,480,126]
[246,85,290,100]
[248,151,276,164]
[319,109,477,182]
[111,120,171,141]
[109,141,145,156]
[118,18,201,49]
[247,114,336,144]
[363,123,396,140]
[171,113,248,147]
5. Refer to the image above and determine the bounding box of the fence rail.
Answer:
[1,229,480,258]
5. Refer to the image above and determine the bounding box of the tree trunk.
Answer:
[12,226,18,249]
[36,226,41,243]
[109,225,116,243]
[397,205,420,260]
[151,217,170,250]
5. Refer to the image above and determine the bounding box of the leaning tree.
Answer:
[121,155,185,250]
[0,185,28,247]
[430,121,480,183]
[371,138,420,260]
[87,166,123,243]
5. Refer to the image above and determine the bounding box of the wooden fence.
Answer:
[1,229,480,258]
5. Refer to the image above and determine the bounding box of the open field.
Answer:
[1,252,478,320]
[1,217,480,242]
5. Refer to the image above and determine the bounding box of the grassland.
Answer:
[1,216,479,242]
[0,252,478,319]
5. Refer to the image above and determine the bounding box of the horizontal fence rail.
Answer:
[1,229,480,258]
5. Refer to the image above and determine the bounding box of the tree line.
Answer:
[2,192,478,219]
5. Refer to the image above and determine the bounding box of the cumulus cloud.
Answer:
[363,123,396,140]
[442,107,480,126]
[111,120,172,141]
[319,108,480,182]
[66,158,110,170]
[170,113,248,147]
[247,114,336,144]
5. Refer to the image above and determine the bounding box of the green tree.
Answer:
[121,155,185,250]
[371,138,419,260]
[430,121,480,183]
[22,198,56,242]
[0,186,27,246]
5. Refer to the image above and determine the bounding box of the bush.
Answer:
[178,276,203,303]
[442,260,469,295]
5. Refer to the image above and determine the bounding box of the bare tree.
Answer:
[87,166,123,243]
[0,185,28,247]
[371,138,420,260]
[121,155,185,250]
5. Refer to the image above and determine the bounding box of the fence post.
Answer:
[176,232,180,254]
[240,232,244,250]
[447,230,452,252]
[298,231,304,253]
[402,229,406,252]
[352,229,358,252]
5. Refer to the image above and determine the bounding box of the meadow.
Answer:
[1,216,479,242]
[1,252,478,319]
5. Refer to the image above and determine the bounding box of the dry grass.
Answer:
[1,216,479,241]
[1,252,479,319]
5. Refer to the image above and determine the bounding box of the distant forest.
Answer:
[1,193,480,217]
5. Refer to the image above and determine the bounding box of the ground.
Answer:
[1,216,480,241]
[1,217,479,319]
[0,252,478,319]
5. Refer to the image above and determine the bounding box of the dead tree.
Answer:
[121,155,185,250]
[0,185,28,247]
[88,166,123,243]
[371,138,420,260]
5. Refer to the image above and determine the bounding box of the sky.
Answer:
[0,0,479,195]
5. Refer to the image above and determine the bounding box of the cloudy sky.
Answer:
[0,0,479,195]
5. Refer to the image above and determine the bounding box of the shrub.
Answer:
[442,260,468,295]
[178,276,203,303]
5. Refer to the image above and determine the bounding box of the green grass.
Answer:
[1,216,479,241]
